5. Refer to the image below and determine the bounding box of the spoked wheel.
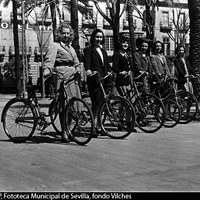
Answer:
[49,98,61,134]
[162,99,181,128]
[99,96,136,139]
[65,97,94,145]
[134,93,165,133]
[176,90,198,124]
[1,98,37,143]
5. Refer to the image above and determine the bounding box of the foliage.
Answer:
[1,59,17,79]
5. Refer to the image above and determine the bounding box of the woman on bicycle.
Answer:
[83,29,112,137]
[112,35,137,132]
[133,37,152,92]
[174,44,196,93]
[150,40,172,91]
[43,24,81,143]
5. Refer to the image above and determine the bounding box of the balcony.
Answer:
[0,46,6,56]
[103,18,112,30]
[178,23,190,33]
[82,17,96,29]
[9,46,32,56]
[160,22,172,33]
[35,14,52,26]
[123,19,137,30]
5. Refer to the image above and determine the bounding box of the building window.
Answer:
[161,11,169,26]
[163,37,170,56]
[179,13,185,29]
[105,36,113,51]
[84,11,93,20]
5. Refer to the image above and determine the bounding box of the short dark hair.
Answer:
[90,29,105,46]
[117,36,130,51]
[175,44,185,55]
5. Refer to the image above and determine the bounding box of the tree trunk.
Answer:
[71,0,80,59]
[188,0,200,101]
[50,2,57,42]
[127,0,136,58]
[13,0,21,97]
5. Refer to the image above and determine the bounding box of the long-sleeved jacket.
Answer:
[84,46,111,85]
[150,54,171,77]
[174,56,196,84]
[112,51,133,86]
[133,51,152,76]
[44,41,79,79]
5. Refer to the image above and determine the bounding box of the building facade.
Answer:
[0,0,188,85]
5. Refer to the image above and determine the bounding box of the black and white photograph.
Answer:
[0,0,200,195]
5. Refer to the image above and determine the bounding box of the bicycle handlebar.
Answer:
[90,71,113,81]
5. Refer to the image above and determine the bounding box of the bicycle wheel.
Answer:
[134,93,165,133]
[1,98,37,143]
[49,97,62,134]
[98,96,136,139]
[82,93,92,109]
[64,97,94,145]
[176,90,198,124]
[162,99,181,128]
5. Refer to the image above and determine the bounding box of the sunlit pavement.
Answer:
[1,94,200,192]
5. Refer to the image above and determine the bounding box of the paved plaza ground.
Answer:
[0,93,200,192]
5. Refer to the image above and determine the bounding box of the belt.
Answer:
[55,60,74,67]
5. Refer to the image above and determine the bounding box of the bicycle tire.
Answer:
[162,99,181,128]
[134,93,165,133]
[98,96,136,139]
[1,98,37,143]
[176,90,198,124]
[64,97,94,145]
[49,97,62,134]
[82,93,92,109]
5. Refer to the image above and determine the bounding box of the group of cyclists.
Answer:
[43,24,198,141]
[2,24,198,145]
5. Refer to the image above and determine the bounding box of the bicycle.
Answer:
[1,72,94,145]
[121,71,165,133]
[151,73,198,124]
[150,73,181,128]
[83,71,136,139]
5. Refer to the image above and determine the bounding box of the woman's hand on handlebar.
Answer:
[86,70,99,77]
[43,68,51,77]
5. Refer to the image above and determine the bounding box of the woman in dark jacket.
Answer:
[112,36,133,94]
[83,29,112,137]
[174,44,196,92]
[133,37,152,92]
[112,36,137,132]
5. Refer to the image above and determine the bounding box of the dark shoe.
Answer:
[61,130,71,143]
[117,124,123,131]
[126,122,137,132]
[92,131,98,138]
[95,128,107,136]
[132,128,137,132]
